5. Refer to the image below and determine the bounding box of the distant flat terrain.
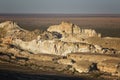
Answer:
[0,14,120,37]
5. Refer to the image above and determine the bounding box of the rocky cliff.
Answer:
[0,21,42,41]
[13,39,96,56]
[48,22,101,38]
[0,21,118,56]
[0,21,120,78]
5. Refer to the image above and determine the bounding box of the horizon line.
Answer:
[0,13,120,17]
[0,13,120,15]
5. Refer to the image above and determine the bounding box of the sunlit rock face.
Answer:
[97,59,120,76]
[13,38,96,56]
[13,36,117,56]
[0,21,118,56]
[48,22,80,34]
[0,21,28,39]
[0,21,41,41]
[73,60,95,73]
[0,21,120,77]
[47,22,101,38]
[0,21,23,31]
[0,21,27,37]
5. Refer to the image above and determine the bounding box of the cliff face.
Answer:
[13,39,97,56]
[0,21,120,77]
[0,21,41,41]
[0,21,26,37]
[0,21,118,56]
[48,22,101,38]
[0,21,22,31]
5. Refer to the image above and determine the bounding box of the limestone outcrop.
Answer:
[97,59,120,76]
[47,22,101,39]
[67,53,120,76]
[0,21,120,78]
[0,43,120,78]
[0,21,27,37]
[0,21,119,56]
[13,38,96,56]
[0,21,41,41]
[73,60,95,73]
[0,21,24,31]
[12,37,119,56]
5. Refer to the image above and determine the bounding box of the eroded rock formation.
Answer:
[0,21,119,55]
[0,21,120,78]
[13,39,97,56]
[48,22,101,39]
[0,21,42,41]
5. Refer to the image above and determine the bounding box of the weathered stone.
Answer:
[29,54,59,62]
[0,21,21,32]
[13,39,98,56]
[0,21,41,41]
[47,22,101,38]
[67,53,120,63]
[26,60,68,72]
[73,60,95,73]
[17,59,26,65]
[0,21,118,56]
[1,37,13,44]
[101,48,117,54]
[97,59,120,75]
[40,31,62,40]
[0,55,10,61]
[48,22,76,34]
[0,21,120,78]
[7,48,20,55]
[57,59,74,65]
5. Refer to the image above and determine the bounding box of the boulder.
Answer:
[0,55,10,62]
[57,59,74,65]
[13,37,118,56]
[67,53,120,63]
[97,59,120,75]
[73,60,95,73]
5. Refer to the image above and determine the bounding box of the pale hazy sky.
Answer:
[0,0,120,14]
